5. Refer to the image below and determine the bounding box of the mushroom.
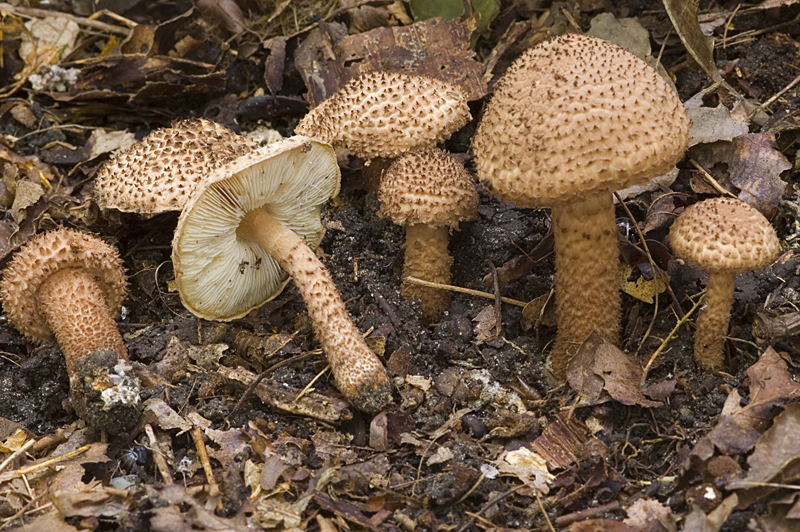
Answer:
[295,70,471,162]
[472,33,690,384]
[378,147,479,321]
[169,136,391,413]
[669,197,780,371]
[0,228,139,433]
[94,118,258,213]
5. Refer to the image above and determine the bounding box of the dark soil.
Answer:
[1,1,799,531]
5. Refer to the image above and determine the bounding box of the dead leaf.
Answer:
[686,105,749,146]
[691,133,790,218]
[681,494,738,532]
[295,17,486,106]
[10,180,45,223]
[473,305,503,347]
[567,332,663,407]
[532,413,589,470]
[728,403,800,508]
[662,0,720,83]
[618,264,669,304]
[566,519,637,531]
[87,129,136,161]
[747,348,800,406]
[623,498,677,532]
[494,446,552,495]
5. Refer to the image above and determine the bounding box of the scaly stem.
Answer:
[547,192,621,383]
[237,208,391,413]
[694,271,735,372]
[401,223,452,322]
[37,268,127,376]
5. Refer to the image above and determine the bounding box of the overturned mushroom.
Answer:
[295,71,471,162]
[0,228,139,433]
[472,33,689,384]
[378,147,479,321]
[669,197,780,372]
[171,136,391,413]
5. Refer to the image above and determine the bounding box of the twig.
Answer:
[226,350,319,423]
[688,159,737,198]
[535,489,556,532]
[641,293,705,386]
[747,70,800,120]
[488,261,502,337]
[403,277,527,307]
[191,426,219,496]
[295,364,329,403]
[0,439,35,474]
[144,424,173,485]
[454,484,526,532]
[0,3,131,35]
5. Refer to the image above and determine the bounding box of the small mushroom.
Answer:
[172,136,391,413]
[295,71,471,162]
[378,147,479,321]
[472,33,690,384]
[669,197,780,372]
[94,118,258,213]
[0,228,139,433]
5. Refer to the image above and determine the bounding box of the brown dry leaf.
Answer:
[728,403,800,508]
[618,264,669,304]
[623,498,677,532]
[149,484,250,532]
[532,413,589,470]
[15,512,80,532]
[682,494,739,532]
[51,479,129,519]
[295,17,486,106]
[750,491,800,531]
[473,304,503,347]
[521,291,556,330]
[662,0,720,83]
[566,518,638,531]
[691,133,790,217]
[747,348,800,405]
[567,332,663,407]
[686,105,749,146]
[217,365,352,422]
[86,129,136,161]
[494,446,552,495]
[706,348,800,455]
[141,398,193,434]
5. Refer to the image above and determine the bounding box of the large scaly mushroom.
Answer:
[0,228,139,433]
[472,33,690,384]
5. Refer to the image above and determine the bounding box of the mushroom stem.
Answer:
[237,208,391,413]
[37,268,128,376]
[547,192,621,383]
[694,271,735,372]
[401,223,453,322]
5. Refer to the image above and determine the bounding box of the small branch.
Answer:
[403,277,527,307]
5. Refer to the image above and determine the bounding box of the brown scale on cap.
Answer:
[472,33,690,384]
[669,197,779,372]
[295,71,471,161]
[378,147,478,321]
[94,118,258,214]
[0,228,138,433]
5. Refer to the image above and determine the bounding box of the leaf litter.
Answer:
[0,0,799,530]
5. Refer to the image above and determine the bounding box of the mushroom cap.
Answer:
[472,33,690,208]
[295,71,471,160]
[172,135,341,321]
[94,118,258,214]
[0,228,128,343]
[669,197,780,274]
[378,147,479,228]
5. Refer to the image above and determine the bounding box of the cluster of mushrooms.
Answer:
[0,34,781,433]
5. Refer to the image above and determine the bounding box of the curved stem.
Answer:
[694,271,735,372]
[401,223,452,322]
[237,208,391,413]
[37,268,127,377]
[547,192,621,384]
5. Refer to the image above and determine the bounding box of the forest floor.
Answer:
[1,1,800,531]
